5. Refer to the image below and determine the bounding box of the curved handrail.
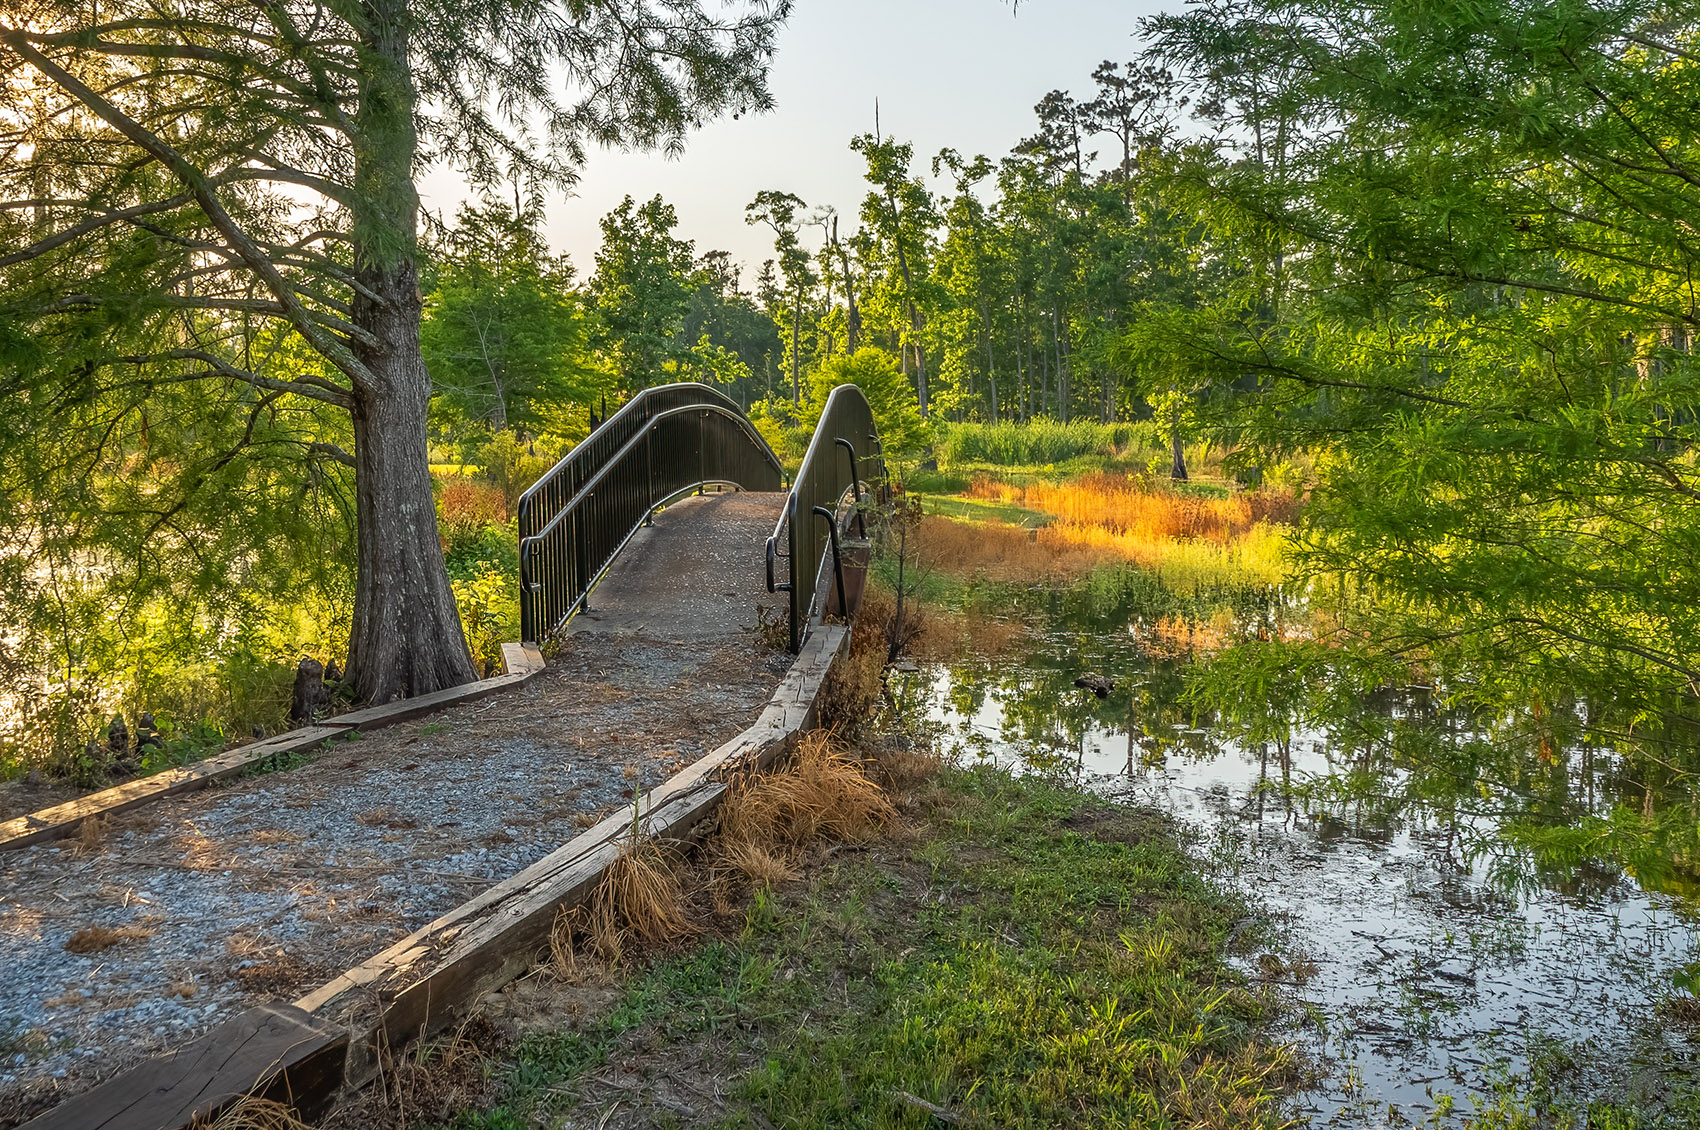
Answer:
[517,383,784,644]
[764,384,889,651]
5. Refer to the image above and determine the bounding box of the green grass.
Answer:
[936,419,1163,467]
[443,767,1290,1129]
[919,493,1051,528]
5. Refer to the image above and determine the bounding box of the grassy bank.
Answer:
[429,761,1290,1130]
[890,475,1295,601]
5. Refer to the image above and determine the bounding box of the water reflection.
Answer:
[912,571,1700,1126]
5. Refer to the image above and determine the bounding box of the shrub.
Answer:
[479,430,566,511]
[936,419,1163,468]
[807,348,930,460]
[452,565,520,678]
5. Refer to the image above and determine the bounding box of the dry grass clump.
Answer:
[818,584,898,732]
[716,840,801,886]
[367,1018,497,1130]
[553,828,695,968]
[74,815,107,857]
[198,1096,312,1130]
[63,922,156,954]
[705,732,903,905]
[719,732,896,853]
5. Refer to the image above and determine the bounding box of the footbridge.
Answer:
[518,380,886,651]
[0,384,887,1130]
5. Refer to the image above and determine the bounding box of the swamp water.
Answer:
[903,571,1700,1126]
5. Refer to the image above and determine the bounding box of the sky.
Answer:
[419,0,1168,279]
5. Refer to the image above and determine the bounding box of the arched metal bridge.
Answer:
[517,382,888,651]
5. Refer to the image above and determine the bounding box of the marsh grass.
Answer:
[450,765,1290,1130]
[937,419,1160,466]
[909,472,1298,594]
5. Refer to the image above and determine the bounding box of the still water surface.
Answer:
[908,578,1699,1125]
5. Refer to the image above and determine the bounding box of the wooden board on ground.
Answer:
[19,1004,347,1130]
[329,672,531,729]
[0,652,549,853]
[299,623,851,1088]
[0,726,347,852]
[499,642,545,677]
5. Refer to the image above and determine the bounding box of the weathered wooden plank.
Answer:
[0,727,347,852]
[329,672,531,729]
[499,642,545,677]
[20,1004,347,1130]
[296,623,852,1087]
[1,648,550,853]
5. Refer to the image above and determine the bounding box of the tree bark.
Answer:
[831,216,861,355]
[342,0,478,703]
[790,289,802,403]
[346,283,479,702]
[1170,423,1189,481]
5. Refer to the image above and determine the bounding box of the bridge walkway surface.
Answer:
[0,490,789,1128]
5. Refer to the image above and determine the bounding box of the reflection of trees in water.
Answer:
[942,566,1700,899]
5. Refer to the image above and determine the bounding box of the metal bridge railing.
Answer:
[517,383,784,645]
[765,384,889,652]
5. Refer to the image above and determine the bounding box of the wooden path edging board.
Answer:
[300,623,851,1090]
[18,1004,348,1130]
[0,645,549,854]
[18,620,853,1130]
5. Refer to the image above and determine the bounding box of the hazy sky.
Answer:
[420,0,1169,278]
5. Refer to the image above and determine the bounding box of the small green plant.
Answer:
[141,716,226,772]
[452,565,521,678]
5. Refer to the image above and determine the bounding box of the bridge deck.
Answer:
[0,490,787,1128]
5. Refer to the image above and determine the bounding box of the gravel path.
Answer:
[0,491,788,1126]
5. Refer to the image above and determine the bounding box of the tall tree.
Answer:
[0,0,789,702]
[851,133,940,416]
[422,201,598,434]
[588,195,699,392]
[1144,0,1700,717]
[745,189,816,404]
[1084,61,1177,196]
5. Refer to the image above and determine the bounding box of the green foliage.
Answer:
[1130,0,1700,731]
[807,347,929,459]
[589,196,699,392]
[452,567,520,680]
[748,396,814,464]
[936,418,1159,467]
[423,201,603,435]
[2,0,793,707]
[470,431,567,513]
[443,524,519,585]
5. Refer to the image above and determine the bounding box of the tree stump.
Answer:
[290,658,329,727]
[136,711,163,753]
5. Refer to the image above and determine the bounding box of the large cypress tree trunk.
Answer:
[346,262,479,703]
[341,0,479,703]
